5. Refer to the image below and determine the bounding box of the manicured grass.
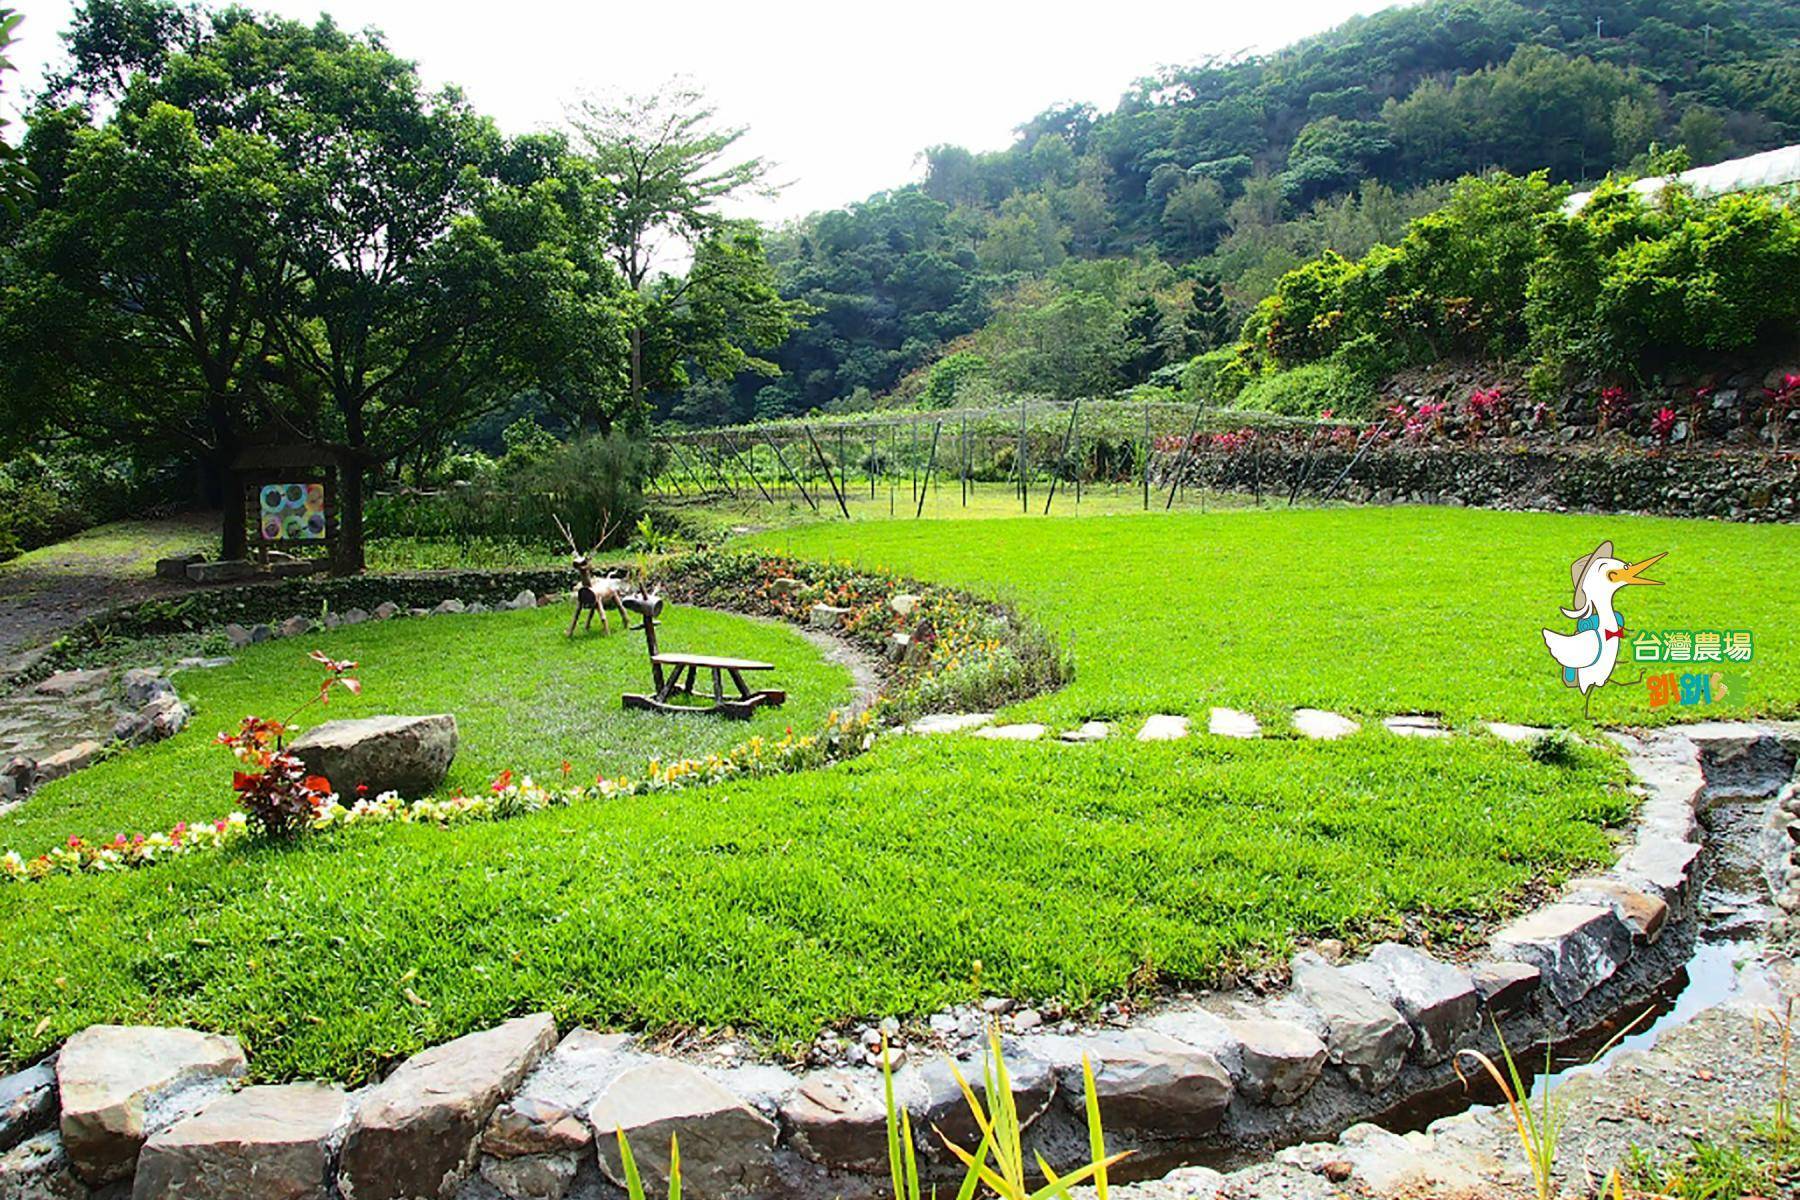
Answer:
[6,503,1776,1081]
[747,505,1800,728]
[0,731,1626,1081]
[0,604,852,857]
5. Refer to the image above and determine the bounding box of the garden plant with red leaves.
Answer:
[216,652,362,837]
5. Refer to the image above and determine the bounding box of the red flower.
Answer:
[490,769,514,794]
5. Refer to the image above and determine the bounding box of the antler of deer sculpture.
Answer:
[554,511,629,637]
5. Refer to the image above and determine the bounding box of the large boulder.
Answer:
[56,1025,246,1186]
[290,714,458,798]
[132,1082,347,1200]
[589,1061,778,1199]
[1224,1016,1328,1105]
[338,1013,557,1200]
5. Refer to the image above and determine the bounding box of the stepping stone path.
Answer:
[1060,720,1112,743]
[1293,708,1359,740]
[1208,707,1261,739]
[974,723,1047,741]
[1486,721,1549,743]
[1383,713,1449,738]
[1137,714,1190,742]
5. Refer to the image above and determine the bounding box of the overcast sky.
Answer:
[6,0,1384,224]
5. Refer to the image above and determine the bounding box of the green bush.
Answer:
[1233,361,1376,417]
[1182,345,1255,403]
[367,432,648,550]
[0,451,179,562]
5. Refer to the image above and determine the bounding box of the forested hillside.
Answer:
[678,0,1800,424]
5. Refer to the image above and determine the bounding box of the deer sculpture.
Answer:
[553,513,629,637]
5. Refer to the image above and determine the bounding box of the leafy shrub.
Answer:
[367,432,648,550]
[0,450,184,561]
[1234,361,1375,417]
[1527,730,1579,766]
[1182,345,1254,403]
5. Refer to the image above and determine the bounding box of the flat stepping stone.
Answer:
[1293,709,1359,740]
[1060,721,1112,743]
[1486,721,1549,744]
[973,723,1046,742]
[906,713,993,735]
[1383,714,1449,739]
[1208,707,1261,739]
[1137,714,1190,742]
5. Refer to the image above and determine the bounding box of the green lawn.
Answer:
[747,505,1800,728]
[3,503,1787,1082]
[0,604,852,858]
[0,731,1624,1082]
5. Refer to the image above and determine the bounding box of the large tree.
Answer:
[568,81,801,415]
[3,4,626,570]
[0,8,34,213]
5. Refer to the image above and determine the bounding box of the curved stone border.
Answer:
[3,722,1790,1199]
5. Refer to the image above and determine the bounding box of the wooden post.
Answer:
[763,432,818,512]
[916,421,943,519]
[803,424,852,519]
[1074,400,1083,508]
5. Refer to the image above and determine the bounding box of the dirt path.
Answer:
[0,514,218,675]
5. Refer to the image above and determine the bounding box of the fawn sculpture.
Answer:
[553,513,628,637]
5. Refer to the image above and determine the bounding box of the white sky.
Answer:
[6,0,1385,225]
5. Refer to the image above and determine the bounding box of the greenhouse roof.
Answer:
[1564,143,1800,213]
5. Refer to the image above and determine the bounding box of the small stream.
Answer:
[1526,792,1780,1098]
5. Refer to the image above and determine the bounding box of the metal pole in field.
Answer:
[1164,403,1205,511]
[916,421,943,519]
[960,412,968,507]
[1043,398,1080,515]
[701,439,741,499]
[910,419,919,507]
[1142,406,1151,510]
[869,432,877,499]
[665,440,713,497]
[837,427,848,514]
[724,433,773,504]
[1018,398,1028,513]
[889,422,896,517]
[763,431,818,512]
[803,424,852,519]
[1074,400,1083,509]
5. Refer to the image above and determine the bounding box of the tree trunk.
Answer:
[335,460,366,576]
[629,323,644,411]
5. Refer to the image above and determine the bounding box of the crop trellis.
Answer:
[648,398,1360,517]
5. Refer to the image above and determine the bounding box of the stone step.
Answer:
[1060,720,1112,743]
[1208,707,1261,739]
[1383,714,1449,739]
[905,712,993,735]
[1293,708,1359,740]
[1136,714,1190,742]
[973,723,1047,741]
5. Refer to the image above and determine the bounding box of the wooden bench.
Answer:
[619,598,787,718]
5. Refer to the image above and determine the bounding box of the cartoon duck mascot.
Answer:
[1541,541,1666,718]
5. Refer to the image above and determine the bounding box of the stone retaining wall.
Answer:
[1161,443,1800,522]
[6,723,1790,1199]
